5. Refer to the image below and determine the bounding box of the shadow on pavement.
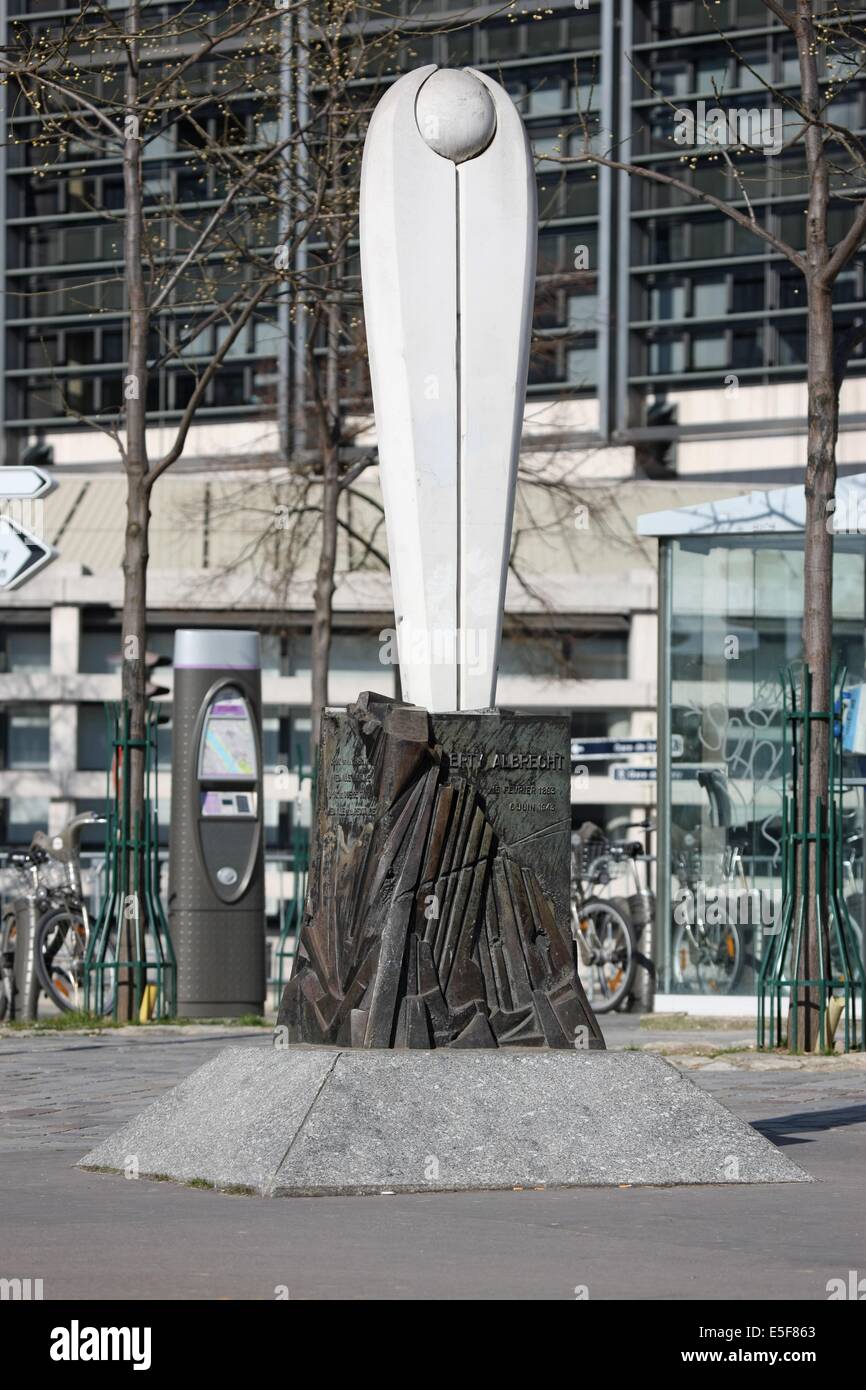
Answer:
[753,1102,866,1146]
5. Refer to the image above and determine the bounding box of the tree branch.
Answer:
[144,276,274,491]
[0,59,124,142]
[819,196,866,286]
[338,454,377,491]
[760,0,797,32]
[558,151,806,271]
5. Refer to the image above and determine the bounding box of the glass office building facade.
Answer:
[624,0,866,434]
[0,0,606,449]
[6,2,862,453]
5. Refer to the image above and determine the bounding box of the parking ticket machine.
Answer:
[169,629,265,1017]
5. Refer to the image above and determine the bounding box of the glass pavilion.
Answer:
[638,474,866,1007]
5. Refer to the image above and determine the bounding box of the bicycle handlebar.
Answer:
[33,811,106,865]
[9,850,37,868]
[10,845,49,869]
[606,840,644,861]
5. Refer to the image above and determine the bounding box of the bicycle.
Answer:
[839,815,865,973]
[33,812,108,1014]
[0,910,13,1021]
[0,812,106,1020]
[571,822,646,1013]
[615,818,657,1011]
[670,824,743,995]
[1,840,54,1021]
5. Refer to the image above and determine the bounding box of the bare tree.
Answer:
[556,0,866,1048]
[1,0,321,1013]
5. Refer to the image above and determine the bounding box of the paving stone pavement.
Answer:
[1,1019,864,1300]
[0,1027,272,1157]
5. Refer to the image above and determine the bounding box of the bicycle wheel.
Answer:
[4,905,45,1021]
[0,913,15,1021]
[827,895,864,983]
[14,905,43,1021]
[35,907,87,1014]
[841,892,864,951]
[573,896,636,1013]
[672,919,741,994]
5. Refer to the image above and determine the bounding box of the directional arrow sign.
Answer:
[0,515,55,590]
[571,735,684,761]
[611,763,723,783]
[0,466,55,499]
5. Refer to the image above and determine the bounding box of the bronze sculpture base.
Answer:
[278,693,604,1050]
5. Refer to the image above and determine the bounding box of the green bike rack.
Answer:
[84,701,176,1021]
[758,662,865,1053]
[272,747,312,998]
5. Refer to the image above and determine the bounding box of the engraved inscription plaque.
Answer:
[278,693,604,1050]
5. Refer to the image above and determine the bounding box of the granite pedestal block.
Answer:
[78,1045,809,1195]
[278,692,603,1050]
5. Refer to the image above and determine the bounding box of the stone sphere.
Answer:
[415,68,496,164]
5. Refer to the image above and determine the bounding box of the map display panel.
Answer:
[198,694,257,779]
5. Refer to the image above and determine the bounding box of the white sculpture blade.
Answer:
[457,68,536,710]
[360,65,459,712]
[360,66,536,712]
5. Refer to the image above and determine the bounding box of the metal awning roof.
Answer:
[637,472,866,538]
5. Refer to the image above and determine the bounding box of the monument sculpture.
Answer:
[277,66,603,1051]
[80,67,807,1195]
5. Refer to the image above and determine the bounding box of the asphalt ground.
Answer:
[1,1016,863,1300]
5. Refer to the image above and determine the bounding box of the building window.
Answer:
[692,332,728,370]
[77,705,110,771]
[6,707,50,769]
[777,328,807,366]
[568,293,600,331]
[567,344,599,387]
[695,55,730,95]
[651,279,688,321]
[1,629,51,672]
[262,711,283,771]
[527,82,565,117]
[499,632,628,681]
[649,337,687,375]
[732,331,764,369]
[691,217,728,259]
[79,629,121,674]
[732,273,764,314]
[693,277,728,318]
[79,625,174,674]
[285,630,385,678]
[651,65,690,97]
[4,797,50,845]
[261,633,283,675]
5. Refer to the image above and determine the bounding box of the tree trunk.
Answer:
[790,0,836,1051]
[118,0,149,1020]
[309,300,340,748]
[796,278,838,1051]
[309,131,342,749]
